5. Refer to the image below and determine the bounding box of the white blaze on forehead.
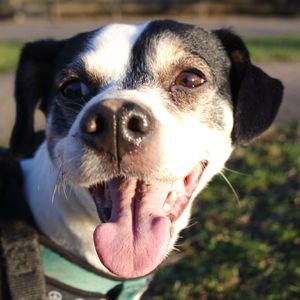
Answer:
[149,34,186,71]
[82,23,148,81]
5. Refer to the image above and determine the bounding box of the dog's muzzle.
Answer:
[78,98,207,279]
[80,99,155,160]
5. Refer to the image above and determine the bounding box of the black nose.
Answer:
[80,99,154,159]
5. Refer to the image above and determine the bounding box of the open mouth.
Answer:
[89,160,207,279]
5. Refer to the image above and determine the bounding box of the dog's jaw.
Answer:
[89,161,207,278]
[21,143,112,274]
[48,89,233,278]
[21,139,232,279]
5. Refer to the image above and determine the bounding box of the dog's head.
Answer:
[11,20,283,279]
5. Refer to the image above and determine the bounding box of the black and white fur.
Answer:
[10,20,283,291]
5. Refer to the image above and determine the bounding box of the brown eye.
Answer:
[60,80,89,99]
[175,70,206,88]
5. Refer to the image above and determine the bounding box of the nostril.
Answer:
[81,114,103,134]
[86,117,97,133]
[127,115,149,134]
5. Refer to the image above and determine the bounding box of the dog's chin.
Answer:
[88,160,207,279]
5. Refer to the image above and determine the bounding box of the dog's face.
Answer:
[11,20,283,279]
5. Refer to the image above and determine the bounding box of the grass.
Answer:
[246,36,300,62]
[0,35,300,72]
[0,41,22,72]
[144,122,300,300]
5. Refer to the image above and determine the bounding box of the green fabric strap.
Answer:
[41,245,150,300]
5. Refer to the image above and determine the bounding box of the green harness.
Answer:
[41,242,151,300]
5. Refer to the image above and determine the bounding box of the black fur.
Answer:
[10,40,65,158]
[10,31,95,158]
[0,148,32,222]
[123,20,193,89]
[214,29,283,145]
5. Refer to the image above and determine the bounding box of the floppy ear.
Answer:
[214,29,284,145]
[10,40,65,158]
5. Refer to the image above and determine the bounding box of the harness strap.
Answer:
[40,238,152,300]
[0,221,47,300]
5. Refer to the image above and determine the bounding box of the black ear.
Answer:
[10,39,65,158]
[214,29,284,145]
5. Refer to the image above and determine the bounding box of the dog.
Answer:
[9,19,283,298]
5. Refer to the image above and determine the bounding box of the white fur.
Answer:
[149,34,187,72]
[21,143,111,274]
[82,23,148,82]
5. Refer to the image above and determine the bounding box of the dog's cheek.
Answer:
[199,104,234,182]
[52,136,82,179]
[46,102,77,156]
[53,134,114,186]
[158,102,233,180]
[158,117,205,176]
[195,94,234,163]
[165,109,234,248]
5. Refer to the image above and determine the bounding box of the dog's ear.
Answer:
[10,39,65,158]
[214,29,284,145]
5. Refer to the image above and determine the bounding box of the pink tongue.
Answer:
[93,178,172,279]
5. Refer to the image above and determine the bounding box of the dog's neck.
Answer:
[21,142,108,273]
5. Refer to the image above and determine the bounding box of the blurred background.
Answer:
[0,1,299,299]
[1,0,300,19]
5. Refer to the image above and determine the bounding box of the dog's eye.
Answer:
[60,80,89,99]
[175,70,206,88]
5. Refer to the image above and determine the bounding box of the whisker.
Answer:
[219,171,240,205]
[62,180,69,201]
[51,183,58,204]
[172,246,182,253]
[59,101,85,110]
[185,220,198,229]
[223,167,248,176]
[52,160,64,204]
[56,158,71,202]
